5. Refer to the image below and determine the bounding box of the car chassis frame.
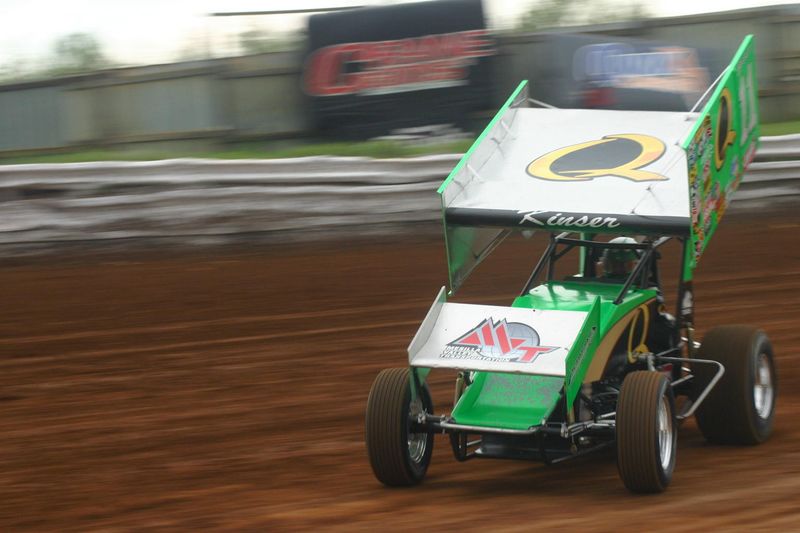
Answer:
[408,233,724,465]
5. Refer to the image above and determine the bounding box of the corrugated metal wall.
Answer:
[0,86,65,151]
[0,5,798,154]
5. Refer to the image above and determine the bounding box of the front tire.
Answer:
[616,371,677,493]
[694,326,776,444]
[365,368,434,486]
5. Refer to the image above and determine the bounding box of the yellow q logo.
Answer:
[627,303,651,364]
[714,88,737,170]
[526,134,667,182]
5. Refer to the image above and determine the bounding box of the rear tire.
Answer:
[617,371,677,493]
[365,368,434,486]
[694,326,776,445]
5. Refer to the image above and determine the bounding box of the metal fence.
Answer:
[0,135,796,248]
[0,51,310,153]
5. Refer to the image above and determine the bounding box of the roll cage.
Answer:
[521,232,675,306]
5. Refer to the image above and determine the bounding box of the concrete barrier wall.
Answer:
[0,136,796,247]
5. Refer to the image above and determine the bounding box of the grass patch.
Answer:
[0,139,473,165]
[761,120,800,137]
[232,140,473,159]
[1,119,797,166]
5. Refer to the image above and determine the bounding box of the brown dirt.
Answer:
[1,212,799,531]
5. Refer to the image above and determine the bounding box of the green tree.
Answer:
[517,0,573,31]
[517,0,651,32]
[0,59,28,83]
[238,29,301,55]
[239,28,272,55]
[49,33,109,75]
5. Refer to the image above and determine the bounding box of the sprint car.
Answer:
[365,35,775,493]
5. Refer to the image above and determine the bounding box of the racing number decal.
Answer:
[626,303,651,364]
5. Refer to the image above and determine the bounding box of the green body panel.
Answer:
[450,281,657,430]
[682,35,759,281]
[451,372,563,430]
[514,281,657,333]
[563,297,601,410]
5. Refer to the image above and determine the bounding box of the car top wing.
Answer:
[438,36,759,292]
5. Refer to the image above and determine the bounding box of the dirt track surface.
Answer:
[1,212,799,531]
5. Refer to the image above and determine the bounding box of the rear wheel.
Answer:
[365,368,434,486]
[694,326,776,444]
[616,371,677,493]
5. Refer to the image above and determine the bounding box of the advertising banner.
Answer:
[532,34,720,112]
[304,0,495,138]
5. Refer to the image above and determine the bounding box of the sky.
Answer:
[0,0,798,69]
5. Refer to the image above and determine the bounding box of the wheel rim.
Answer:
[407,396,427,464]
[754,353,774,420]
[658,396,673,471]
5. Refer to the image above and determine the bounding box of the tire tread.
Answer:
[365,368,432,486]
[694,325,775,445]
[617,371,674,493]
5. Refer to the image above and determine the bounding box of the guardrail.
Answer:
[738,134,800,203]
[0,155,456,245]
[755,133,800,161]
[0,135,797,247]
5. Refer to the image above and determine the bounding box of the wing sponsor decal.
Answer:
[441,317,557,364]
[444,207,689,235]
[714,88,737,170]
[518,210,620,229]
[683,36,758,277]
[526,133,667,182]
[687,86,747,263]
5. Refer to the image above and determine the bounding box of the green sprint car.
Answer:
[365,36,776,493]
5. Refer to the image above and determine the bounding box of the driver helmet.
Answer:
[601,237,640,278]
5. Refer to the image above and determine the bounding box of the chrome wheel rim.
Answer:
[407,396,427,464]
[754,353,774,420]
[658,396,673,471]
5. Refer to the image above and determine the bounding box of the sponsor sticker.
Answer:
[442,317,557,364]
[518,210,620,229]
[304,30,495,97]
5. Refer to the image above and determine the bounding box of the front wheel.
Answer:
[694,326,777,445]
[616,371,677,493]
[365,368,434,486]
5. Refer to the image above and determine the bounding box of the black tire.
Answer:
[694,326,777,445]
[617,371,677,493]
[365,368,434,486]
